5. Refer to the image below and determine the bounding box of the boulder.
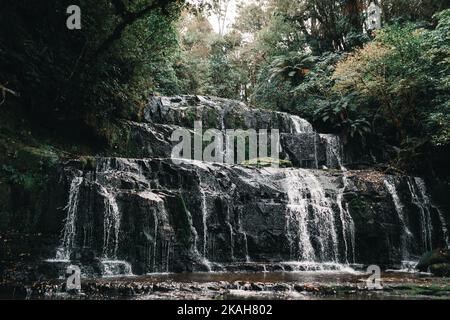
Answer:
[429,263,450,277]
[416,249,450,272]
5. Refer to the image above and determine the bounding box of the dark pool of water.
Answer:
[95,270,433,286]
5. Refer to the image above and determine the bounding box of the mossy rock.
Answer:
[183,108,200,126]
[15,146,59,171]
[416,248,450,272]
[429,263,450,277]
[348,197,369,214]
[242,157,293,168]
[394,283,450,297]
[79,156,97,171]
[204,107,221,128]
[101,121,141,157]
[225,111,246,129]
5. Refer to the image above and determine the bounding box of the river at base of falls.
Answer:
[24,268,444,301]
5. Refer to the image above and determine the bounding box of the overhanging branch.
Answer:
[0,84,19,106]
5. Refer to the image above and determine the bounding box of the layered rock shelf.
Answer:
[37,96,448,277]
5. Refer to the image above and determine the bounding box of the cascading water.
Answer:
[283,169,339,262]
[237,208,251,262]
[320,134,342,169]
[313,134,319,169]
[290,115,314,134]
[412,177,449,248]
[227,205,235,261]
[101,260,133,277]
[383,178,413,260]
[199,182,209,258]
[283,170,314,261]
[153,203,160,272]
[98,185,121,259]
[55,176,84,261]
[138,191,163,272]
[407,178,434,252]
[94,159,135,276]
[49,161,135,276]
[432,204,450,248]
[319,134,355,263]
[219,107,229,163]
[336,175,355,264]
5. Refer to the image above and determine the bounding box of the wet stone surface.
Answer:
[1,271,449,300]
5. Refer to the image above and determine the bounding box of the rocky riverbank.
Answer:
[1,271,449,300]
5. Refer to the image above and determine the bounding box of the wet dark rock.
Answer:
[271,283,292,292]
[293,284,306,292]
[189,285,203,292]
[224,263,266,272]
[7,157,443,278]
[429,263,450,277]
[265,264,286,272]
[250,283,264,291]
[281,134,326,168]
[153,283,176,293]
[417,248,450,272]
[206,284,220,291]
[125,95,343,169]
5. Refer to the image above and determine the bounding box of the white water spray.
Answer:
[56,176,84,261]
[283,169,339,262]
[384,178,413,260]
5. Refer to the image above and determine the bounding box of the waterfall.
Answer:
[290,115,314,134]
[96,185,133,276]
[153,205,159,272]
[101,260,133,277]
[47,96,450,276]
[412,178,449,249]
[336,174,355,263]
[243,233,250,262]
[50,171,133,276]
[224,201,235,261]
[318,134,355,263]
[284,170,315,261]
[283,169,339,262]
[320,134,343,168]
[199,183,209,258]
[238,208,251,262]
[220,107,229,163]
[138,191,164,272]
[55,176,84,261]
[97,158,142,179]
[383,178,413,260]
[162,240,171,273]
[313,134,319,169]
[432,204,450,248]
[98,185,121,259]
[197,177,225,269]
[407,178,433,252]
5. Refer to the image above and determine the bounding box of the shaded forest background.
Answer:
[0,0,449,177]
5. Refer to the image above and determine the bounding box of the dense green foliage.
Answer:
[0,0,184,140]
[0,0,449,172]
[332,16,450,149]
[173,1,449,167]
